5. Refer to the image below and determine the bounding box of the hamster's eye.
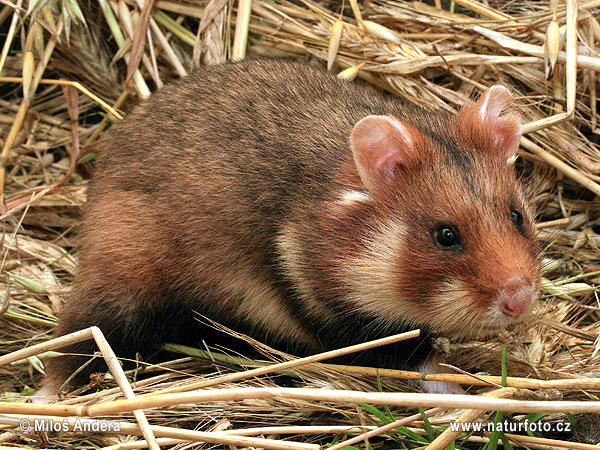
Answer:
[432,224,462,250]
[511,209,524,230]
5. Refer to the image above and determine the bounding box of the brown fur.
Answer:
[39,60,540,397]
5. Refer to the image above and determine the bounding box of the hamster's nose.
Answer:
[499,277,536,318]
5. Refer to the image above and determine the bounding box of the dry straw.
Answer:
[1,0,600,448]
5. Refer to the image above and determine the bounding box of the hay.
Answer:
[1,0,600,447]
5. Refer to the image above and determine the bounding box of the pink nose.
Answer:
[499,279,535,318]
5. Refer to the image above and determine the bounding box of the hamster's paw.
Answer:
[417,379,465,394]
[416,354,464,394]
[29,381,60,404]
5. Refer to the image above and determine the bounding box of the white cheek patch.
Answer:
[338,189,371,206]
[426,280,472,335]
[345,219,404,305]
[341,218,430,326]
[428,280,512,338]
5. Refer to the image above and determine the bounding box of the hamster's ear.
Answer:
[351,115,421,193]
[456,85,522,163]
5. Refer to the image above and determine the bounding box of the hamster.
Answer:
[37,59,540,398]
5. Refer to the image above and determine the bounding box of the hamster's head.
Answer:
[346,86,540,339]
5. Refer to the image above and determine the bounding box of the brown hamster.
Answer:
[37,59,540,398]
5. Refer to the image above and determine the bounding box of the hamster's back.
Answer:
[93,60,439,211]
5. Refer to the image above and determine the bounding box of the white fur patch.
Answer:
[338,190,371,206]
[31,383,60,404]
[213,263,318,347]
[341,218,410,323]
[425,279,473,336]
[417,355,464,394]
[428,279,510,338]
[276,224,337,328]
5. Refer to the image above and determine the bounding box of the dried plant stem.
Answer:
[565,0,577,113]
[540,317,598,341]
[320,362,600,389]
[520,0,577,133]
[427,388,519,450]
[0,416,319,450]
[5,385,600,417]
[89,327,159,450]
[472,25,600,72]
[97,0,150,98]
[0,99,29,191]
[131,0,187,77]
[328,407,446,450]
[32,387,599,416]
[0,0,23,74]
[0,326,159,450]
[348,0,363,26]
[0,18,63,193]
[152,329,420,394]
[522,112,573,135]
[84,90,129,148]
[535,218,570,229]
[0,328,93,367]
[102,438,184,450]
[371,55,540,75]
[415,425,600,450]
[103,425,392,450]
[172,347,600,390]
[452,0,512,22]
[126,0,156,85]
[521,136,600,196]
[205,425,372,435]
[0,78,122,119]
[156,0,205,18]
[148,17,188,77]
[503,432,600,450]
[232,0,253,59]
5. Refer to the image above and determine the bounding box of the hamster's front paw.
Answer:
[417,379,465,394]
[416,354,464,394]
